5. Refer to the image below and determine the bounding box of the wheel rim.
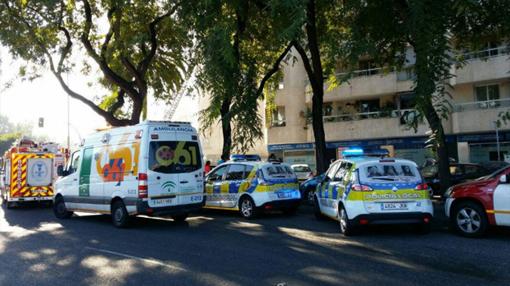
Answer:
[241,199,253,217]
[339,208,347,232]
[456,207,481,234]
[114,207,124,222]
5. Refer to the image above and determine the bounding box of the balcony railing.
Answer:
[453,98,510,112]
[459,46,510,61]
[317,109,416,123]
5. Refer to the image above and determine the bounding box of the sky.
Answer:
[0,47,199,148]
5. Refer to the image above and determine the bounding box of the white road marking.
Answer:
[84,246,187,272]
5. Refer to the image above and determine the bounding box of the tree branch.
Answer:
[137,1,182,76]
[255,41,293,99]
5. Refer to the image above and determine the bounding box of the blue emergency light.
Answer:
[342,148,389,158]
[230,154,262,161]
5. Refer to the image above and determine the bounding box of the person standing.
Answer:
[204,160,212,174]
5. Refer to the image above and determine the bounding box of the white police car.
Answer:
[204,156,301,218]
[314,148,434,235]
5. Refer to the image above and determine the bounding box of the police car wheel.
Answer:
[112,201,130,228]
[313,197,324,220]
[172,214,188,222]
[239,197,257,219]
[451,201,488,238]
[53,197,73,219]
[338,206,354,236]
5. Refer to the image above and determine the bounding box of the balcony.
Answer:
[305,67,415,104]
[306,109,437,142]
[452,98,510,133]
[455,46,510,85]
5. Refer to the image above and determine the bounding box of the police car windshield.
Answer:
[149,141,202,174]
[262,164,295,179]
[361,163,420,182]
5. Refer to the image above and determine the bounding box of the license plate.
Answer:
[381,202,408,210]
[277,192,291,199]
[152,198,174,206]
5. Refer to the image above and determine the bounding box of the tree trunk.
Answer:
[220,97,233,160]
[311,82,328,173]
[423,100,451,194]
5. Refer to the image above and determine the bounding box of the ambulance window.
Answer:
[68,151,80,174]
[226,164,245,180]
[149,141,202,174]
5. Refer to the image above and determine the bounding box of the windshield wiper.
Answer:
[370,177,396,181]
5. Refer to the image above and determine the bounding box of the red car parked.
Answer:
[445,166,510,237]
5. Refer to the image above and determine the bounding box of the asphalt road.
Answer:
[1,202,510,286]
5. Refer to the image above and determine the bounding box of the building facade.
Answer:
[200,45,510,170]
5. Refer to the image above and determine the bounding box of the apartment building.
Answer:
[200,44,510,170]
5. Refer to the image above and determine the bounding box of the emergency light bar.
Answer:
[342,148,390,158]
[230,154,261,162]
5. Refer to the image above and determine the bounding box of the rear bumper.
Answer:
[136,200,204,217]
[350,212,433,226]
[7,196,53,202]
[259,199,301,211]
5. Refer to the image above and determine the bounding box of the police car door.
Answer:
[205,165,228,207]
[319,162,341,217]
[222,164,245,208]
[329,162,348,215]
[493,172,510,226]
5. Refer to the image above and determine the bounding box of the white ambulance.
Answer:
[53,121,205,227]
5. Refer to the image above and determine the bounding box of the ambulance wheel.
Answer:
[338,205,355,236]
[239,196,258,219]
[172,214,188,223]
[313,197,324,220]
[53,197,73,219]
[111,201,130,228]
[451,201,488,238]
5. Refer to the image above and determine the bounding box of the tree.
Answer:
[185,0,301,159]
[0,0,190,126]
[289,0,347,173]
[344,0,510,192]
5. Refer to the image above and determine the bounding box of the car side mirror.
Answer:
[499,175,508,184]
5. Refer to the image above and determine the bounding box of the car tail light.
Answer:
[138,173,148,198]
[351,184,373,192]
[415,183,428,190]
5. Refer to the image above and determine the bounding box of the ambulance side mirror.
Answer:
[499,175,508,184]
[57,165,67,177]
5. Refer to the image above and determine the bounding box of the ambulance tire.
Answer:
[111,200,131,228]
[239,196,258,219]
[338,205,355,236]
[172,214,188,223]
[313,197,324,220]
[53,197,73,219]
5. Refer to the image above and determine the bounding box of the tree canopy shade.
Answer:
[0,0,191,126]
[184,0,303,158]
[343,0,510,192]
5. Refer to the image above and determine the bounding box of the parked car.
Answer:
[421,163,491,197]
[291,164,313,182]
[315,152,433,236]
[445,166,510,237]
[205,160,301,218]
[299,173,324,204]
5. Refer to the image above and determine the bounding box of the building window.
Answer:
[271,106,286,127]
[476,84,500,101]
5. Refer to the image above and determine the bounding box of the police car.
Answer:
[314,148,434,235]
[204,156,301,218]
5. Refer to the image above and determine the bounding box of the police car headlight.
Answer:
[444,186,454,198]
